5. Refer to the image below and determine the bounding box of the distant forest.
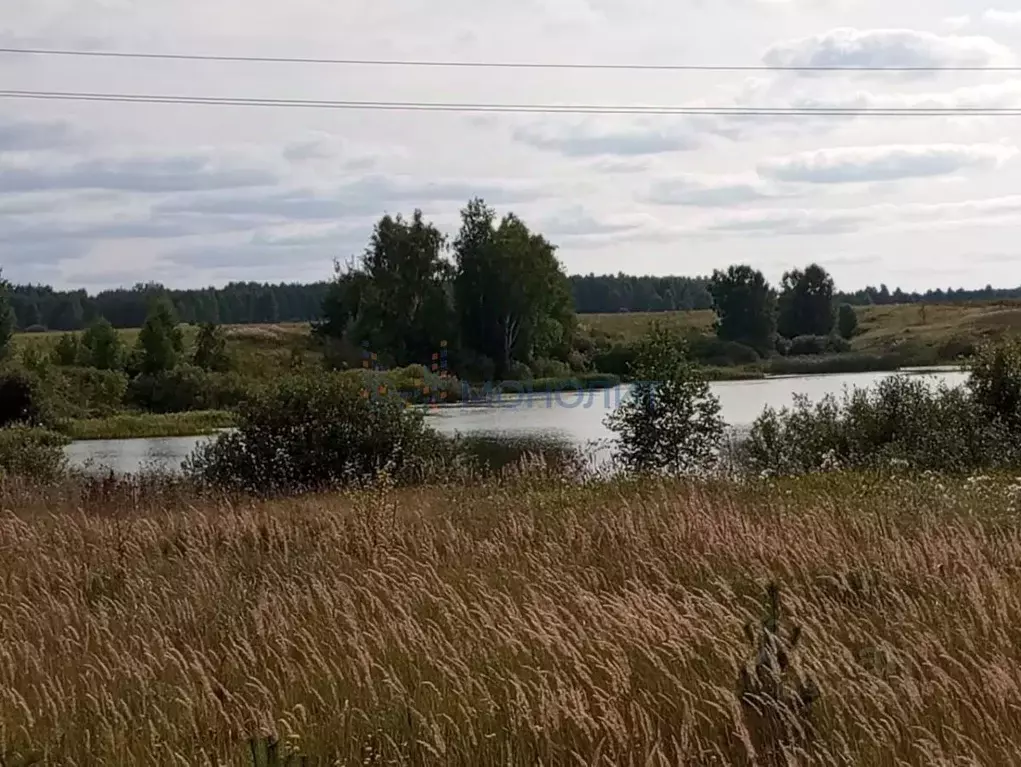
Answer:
[8,273,1021,331]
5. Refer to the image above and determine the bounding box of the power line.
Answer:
[2,89,1021,115]
[3,45,1021,72]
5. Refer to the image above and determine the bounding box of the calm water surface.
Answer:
[65,368,968,474]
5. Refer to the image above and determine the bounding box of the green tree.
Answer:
[136,298,184,375]
[52,333,82,366]
[453,198,575,377]
[708,265,777,355]
[320,211,455,368]
[192,322,232,372]
[837,304,858,340]
[0,270,13,360]
[81,317,123,370]
[777,264,835,339]
[605,322,724,475]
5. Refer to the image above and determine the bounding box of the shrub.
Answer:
[837,304,859,340]
[0,367,45,427]
[128,366,251,413]
[739,375,1020,475]
[968,338,1021,427]
[605,322,723,476]
[530,357,571,379]
[185,372,442,493]
[0,426,68,481]
[136,298,184,374]
[592,342,637,378]
[47,367,128,418]
[785,335,850,357]
[507,360,533,382]
[686,335,761,367]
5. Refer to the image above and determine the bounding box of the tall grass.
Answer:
[4,473,1021,764]
[60,409,236,440]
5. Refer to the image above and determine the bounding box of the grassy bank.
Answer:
[60,410,236,440]
[2,472,1021,764]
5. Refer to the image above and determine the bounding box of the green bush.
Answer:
[0,427,69,481]
[687,335,761,367]
[605,322,723,476]
[185,372,443,493]
[127,366,251,413]
[785,335,850,357]
[764,353,902,377]
[0,367,46,427]
[739,375,1019,475]
[46,367,128,418]
[530,357,571,379]
[968,338,1021,427]
[592,342,638,378]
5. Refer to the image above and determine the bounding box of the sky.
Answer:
[2,0,1021,293]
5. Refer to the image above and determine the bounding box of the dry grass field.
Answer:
[3,473,1021,765]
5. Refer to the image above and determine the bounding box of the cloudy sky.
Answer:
[3,0,1021,292]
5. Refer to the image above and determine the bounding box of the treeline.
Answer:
[840,284,1021,306]
[8,281,330,331]
[6,271,1021,334]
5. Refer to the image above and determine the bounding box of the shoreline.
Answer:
[62,363,965,442]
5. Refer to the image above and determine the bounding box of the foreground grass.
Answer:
[60,409,236,440]
[3,472,1021,764]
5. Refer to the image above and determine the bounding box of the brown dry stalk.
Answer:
[2,473,1021,765]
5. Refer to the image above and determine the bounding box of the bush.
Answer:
[185,373,442,493]
[47,367,128,418]
[605,322,723,476]
[507,360,534,382]
[530,357,571,379]
[739,375,1020,475]
[0,367,46,427]
[52,333,82,366]
[128,366,251,413]
[785,335,850,357]
[592,342,637,378]
[968,338,1021,427]
[686,335,761,367]
[837,304,859,340]
[0,427,68,481]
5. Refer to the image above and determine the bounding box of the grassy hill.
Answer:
[582,301,1021,360]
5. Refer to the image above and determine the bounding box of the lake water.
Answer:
[65,368,969,474]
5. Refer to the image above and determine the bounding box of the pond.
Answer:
[64,368,969,474]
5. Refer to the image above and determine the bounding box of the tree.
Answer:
[320,211,455,368]
[0,270,13,360]
[777,264,836,339]
[192,322,232,372]
[453,198,575,376]
[136,297,184,375]
[52,333,82,366]
[837,304,858,340]
[708,265,777,356]
[81,317,123,370]
[605,322,724,475]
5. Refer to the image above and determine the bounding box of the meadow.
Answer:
[3,472,1021,765]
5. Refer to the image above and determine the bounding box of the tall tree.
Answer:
[837,304,859,340]
[136,297,184,374]
[453,199,575,376]
[192,323,232,372]
[777,264,836,339]
[708,265,777,356]
[81,317,123,370]
[0,270,13,360]
[320,210,455,367]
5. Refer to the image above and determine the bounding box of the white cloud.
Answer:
[763,27,1015,70]
[759,143,1017,184]
[645,174,790,206]
[512,119,702,157]
[984,9,1021,26]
